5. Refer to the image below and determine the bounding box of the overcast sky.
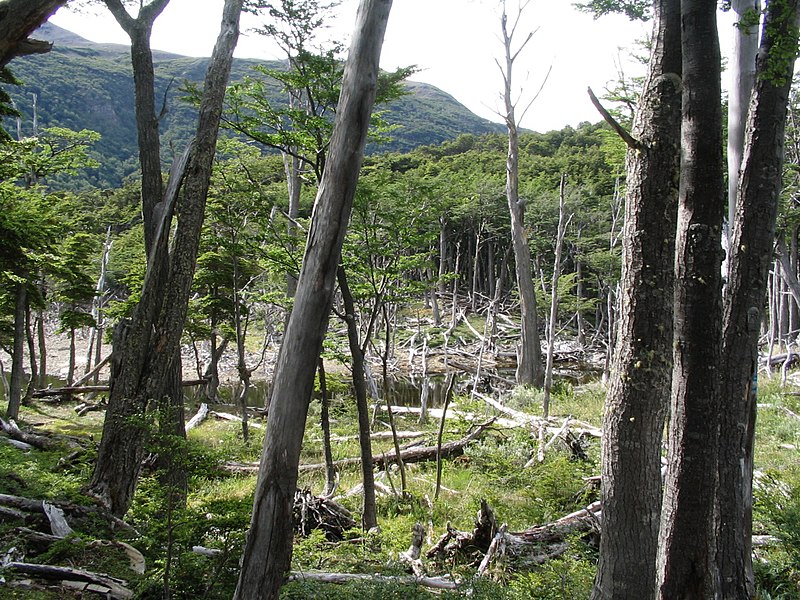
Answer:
[50,1,739,133]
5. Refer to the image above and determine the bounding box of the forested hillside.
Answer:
[6,23,503,189]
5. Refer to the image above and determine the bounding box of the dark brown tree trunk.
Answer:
[6,283,26,420]
[718,2,800,597]
[591,3,681,597]
[234,3,392,597]
[0,0,66,66]
[337,268,378,529]
[657,1,725,597]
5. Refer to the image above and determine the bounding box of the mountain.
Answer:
[5,23,504,189]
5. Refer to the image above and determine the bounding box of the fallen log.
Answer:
[0,493,136,534]
[309,419,494,472]
[287,571,458,591]
[0,418,57,450]
[186,402,209,431]
[34,378,209,398]
[427,499,601,570]
[4,562,133,599]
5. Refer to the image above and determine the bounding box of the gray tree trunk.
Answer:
[657,1,725,597]
[89,0,243,516]
[591,1,681,596]
[499,2,543,387]
[233,3,392,598]
[718,2,800,596]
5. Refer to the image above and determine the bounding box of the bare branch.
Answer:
[587,86,640,150]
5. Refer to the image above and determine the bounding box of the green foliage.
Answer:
[754,468,800,597]
[507,546,596,599]
[573,0,651,20]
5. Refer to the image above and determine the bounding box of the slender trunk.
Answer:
[542,174,570,417]
[591,3,681,596]
[6,283,26,420]
[317,357,337,497]
[337,268,378,529]
[718,2,800,596]
[36,308,46,388]
[234,4,391,597]
[67,327,76,386]
[657,1,725,597]
[24,302,36,400]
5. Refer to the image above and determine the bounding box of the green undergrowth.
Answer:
[1,372,800,598]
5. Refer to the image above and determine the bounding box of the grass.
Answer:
[1,370,799,598]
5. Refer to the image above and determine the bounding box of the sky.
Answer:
[48,1,738,133]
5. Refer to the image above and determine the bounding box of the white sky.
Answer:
[49,1,739,133]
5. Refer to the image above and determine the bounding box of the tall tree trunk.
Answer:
[718,2,800,596]
[543,174,570,417]
[727,0,760,246]
[591,2,681,597]
[499,2,543,387]
[6,282,26,420]
[338,268,378,529]
[657,1,725,597]
[89,0,242,516]
[234,4,392,597]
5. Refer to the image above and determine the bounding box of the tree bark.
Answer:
[337,268,378,530]
[657,1,725,597]
[6,282,26,420]
[0,0,66,67]
[234,3,392,598]
[89,0,242,516]
[718,2,800,597]
[499,3,543,387]
[591,3,681,597]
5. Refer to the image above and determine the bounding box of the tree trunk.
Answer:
[591,3,681,597]
[718,2,800,597]
[657,1,725,597]
[499,3,543,387]
[89,0,242,516]
[234,4,392,597]
[6,282,26,420]
[727,0,760,246]
[337,268,378,529]
[542,174,570,417]
[0,0,66,66]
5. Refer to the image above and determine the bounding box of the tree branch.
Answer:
[587,86,640,150]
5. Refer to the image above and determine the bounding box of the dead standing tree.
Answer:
[233,2,393,599]
[497,0,545,387]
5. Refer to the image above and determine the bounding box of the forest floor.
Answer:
[1,324,799,598]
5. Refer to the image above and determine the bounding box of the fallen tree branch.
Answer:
[287,570,458,591]
[0,418,57,450]
[4,562,133,599]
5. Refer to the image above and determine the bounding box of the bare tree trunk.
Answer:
[718,2,800,596]
[36,308,46,389]
[542,174,570,417]
[499,3,543,387]
[234,4,392,597]
[337,268,378,529]
[657,2,725,597]
[317,357,337,497]
[590,2,681,596]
